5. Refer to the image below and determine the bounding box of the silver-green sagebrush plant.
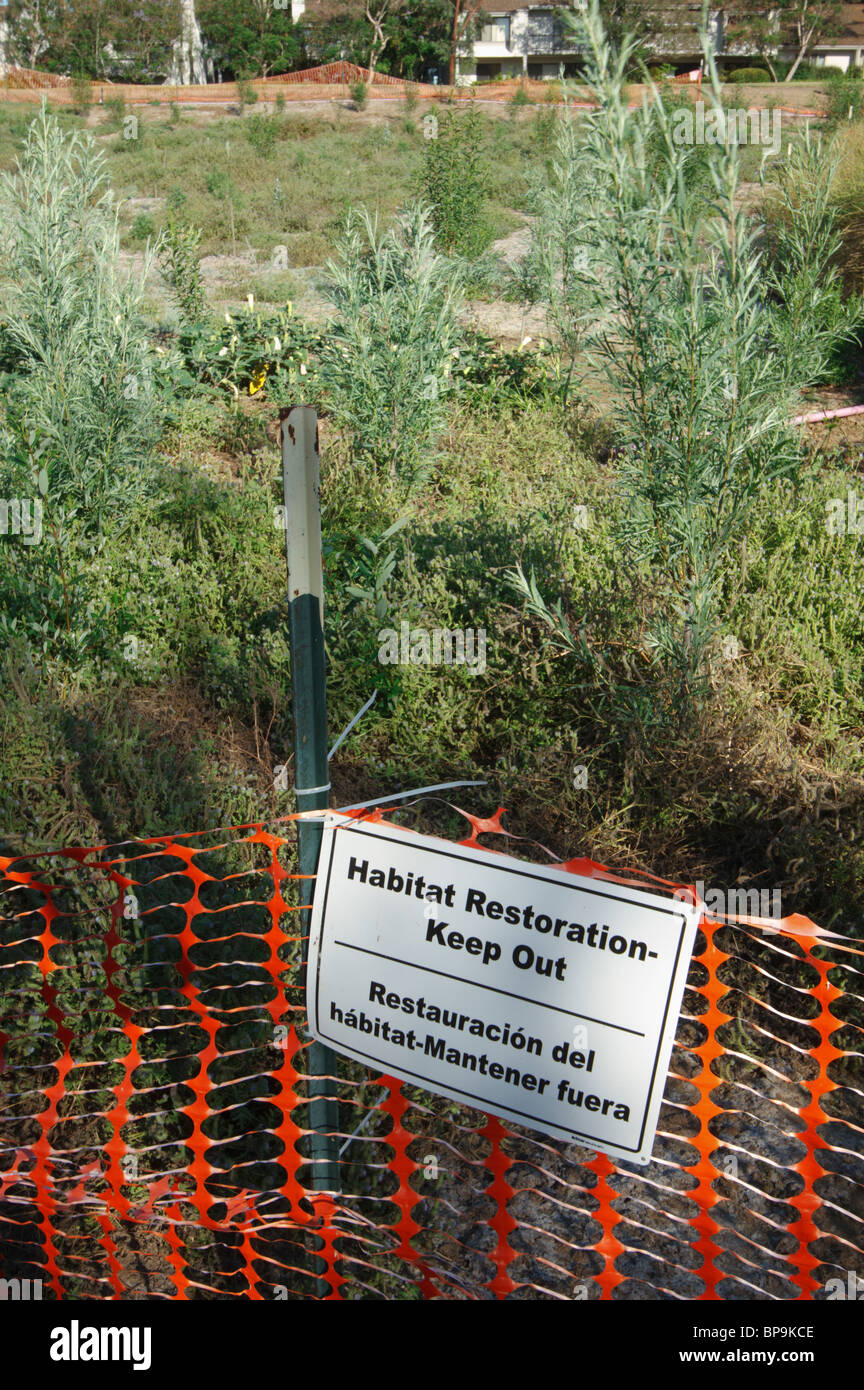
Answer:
[0,103,171,669]
[761,126,863,387]
[318,202,463,486]
[0,101,167,528]
[512,2,812,713]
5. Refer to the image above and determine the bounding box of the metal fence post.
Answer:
[280,405,341,1195]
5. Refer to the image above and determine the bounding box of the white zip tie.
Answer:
[287,691,379,805]
[334,779,487,813]
[328,689,378,761]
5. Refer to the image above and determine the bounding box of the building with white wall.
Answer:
[457,2,864,83]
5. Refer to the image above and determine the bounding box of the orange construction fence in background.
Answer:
[1,67,72,89]
[0,63,457,105]
[0,64,827,116]
[0,806,861,1300]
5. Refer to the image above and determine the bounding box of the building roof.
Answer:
[827,2,864,45]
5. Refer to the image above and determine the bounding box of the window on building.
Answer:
[480,17,511,45]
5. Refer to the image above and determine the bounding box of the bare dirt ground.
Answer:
[462,220,550,344]
[118,210,552,342]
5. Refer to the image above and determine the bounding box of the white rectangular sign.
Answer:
[307,816,699,1164]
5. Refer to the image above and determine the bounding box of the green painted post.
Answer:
[280,404,341,1195]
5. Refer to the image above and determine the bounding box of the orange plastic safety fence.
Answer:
[0,808,862,1300]
[262,63,413,87]
[1,67,74,89]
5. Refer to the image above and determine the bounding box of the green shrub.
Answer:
[177,303,321,397]
[421,102,490,256]
[158,218,207,324]
[103,95,126,126]
[130,211,156,241]
[452,328,557,408]
[70,73,93,115]
[517,2,806,711]
[725,67,772,84]
[236,78,259,109]
[825,77,864,126]
[350,81,368,110]
[772,60,821,80]
[245,112,279,156]
[0,103,169,668]
[0,103,166,518]
[206,168,232,198]
[532,103,558,154]
[318,203,463,483]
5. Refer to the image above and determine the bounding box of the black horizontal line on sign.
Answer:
[330,940,647,1038]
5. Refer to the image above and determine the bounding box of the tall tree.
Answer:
[782,0,843,80]
[302,0,408,77]
[447,0,485,84]
[3,0,182,81]
[365,0,406,84]
[725,1,844,82]
[170,0,210,84]
[594,0,650,53]
[197,0,300,78]
[382,0,452,78]
[724,7,784,81]
[2,0,52,69]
